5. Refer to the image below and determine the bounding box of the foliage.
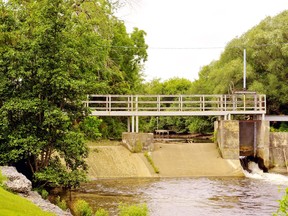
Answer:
[0,187,54,216]
[139,78,205,134]
[144,152,159,174]
[188,117,214,134]
[0,0,147,186]
[273,188,288,216]
[99,117,127,139]
[39,188,49,200]
[55,196,67,211]
[80,116,102,140]
[194,11,288,115]
[95,208,109,216]
[72,199,93,216]
[271,123,288,132]
[118,203,149,216]
[34,157,87,189]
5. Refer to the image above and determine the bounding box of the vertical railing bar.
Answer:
[108,95,111,112]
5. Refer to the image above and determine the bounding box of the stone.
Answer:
[1,166,32,194]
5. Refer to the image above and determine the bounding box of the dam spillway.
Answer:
[86,142,243,179]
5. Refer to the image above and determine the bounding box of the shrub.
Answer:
[118,203,149,216]
[95,208,109,216]
[41,189,49,200]
[56,196,67,211]
[73,199,93,216]
[34,188,49,199]
[80,116,102,140]
[273,188,288,216]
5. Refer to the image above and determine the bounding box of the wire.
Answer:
[102,42,288,50]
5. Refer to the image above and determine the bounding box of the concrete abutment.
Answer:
[215,120,270,168]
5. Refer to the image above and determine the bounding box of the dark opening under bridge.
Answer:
[85,93,266,132]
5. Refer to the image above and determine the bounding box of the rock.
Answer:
[1,166,32,194]
[1,166,72,216]
[19,191,72,216]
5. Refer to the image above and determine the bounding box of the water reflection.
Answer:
[71,177,285,216]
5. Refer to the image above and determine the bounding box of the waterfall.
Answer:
[242,159,288,184]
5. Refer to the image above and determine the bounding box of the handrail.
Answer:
[85,94,266,116]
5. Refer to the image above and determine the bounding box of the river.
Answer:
[71,162,288,216]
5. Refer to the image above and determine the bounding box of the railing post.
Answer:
[136,116,139,133]
[135,96,138,112]
[157,95,160,112]
[254,94,257,111]
[131,116,135,133]
[131,95,134,112]
[180,95,183,111]
[224,95,227,111]
[86,95,89,108]
[202,95,205,111]
[243,94,246,111]
[106,95,111,112]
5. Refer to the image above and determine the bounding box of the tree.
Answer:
[0,0,148,185]
[195,11,288,116]
[0,0,134,187]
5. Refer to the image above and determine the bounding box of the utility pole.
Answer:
[243,49,246,91]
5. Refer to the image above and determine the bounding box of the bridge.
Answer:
[85,93,266,132]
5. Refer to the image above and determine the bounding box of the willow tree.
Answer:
[0,0,124,187]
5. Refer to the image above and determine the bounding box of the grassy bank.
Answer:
[0,171,54,216]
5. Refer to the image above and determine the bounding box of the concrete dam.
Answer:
[87,119,288,179]
[87,142,243,179]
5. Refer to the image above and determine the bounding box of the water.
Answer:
[71,163,288,216]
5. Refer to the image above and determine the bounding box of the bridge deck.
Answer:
[85,94,266,117]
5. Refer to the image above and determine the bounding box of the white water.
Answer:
[243,161,288,185]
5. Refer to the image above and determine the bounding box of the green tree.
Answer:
[195,11,288,116]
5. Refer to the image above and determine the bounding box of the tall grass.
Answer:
[144,152,160,174]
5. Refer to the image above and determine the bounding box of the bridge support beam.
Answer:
[136,116,139,133]
[128,116,139,133]
[127,117,131,132]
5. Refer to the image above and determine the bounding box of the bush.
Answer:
[273,188,288,216]
[188,117,213,134]
[56,196,67,211]
[80,116,102,140]
[95,208,109,216]
[118,203,149,216]
[73,199,93,216]
[41,189,49,200]
[34,188,48,199]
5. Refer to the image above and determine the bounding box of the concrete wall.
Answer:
[270,132,288,168]
[256,121,270,168]
[122,132,154,152]
[215,120,240,159]
[215,120,270,167]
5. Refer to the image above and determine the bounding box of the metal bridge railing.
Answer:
[84,94,266,116]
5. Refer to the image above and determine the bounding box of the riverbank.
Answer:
[0,166,72,216]
[86,141,243,179]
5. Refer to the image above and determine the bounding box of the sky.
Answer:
[116,0,288,82]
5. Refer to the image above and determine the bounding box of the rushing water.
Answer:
[71,163,288,216]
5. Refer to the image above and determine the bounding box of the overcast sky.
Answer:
[117,0,288,82]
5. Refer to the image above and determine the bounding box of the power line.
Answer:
[102,42,288,50]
